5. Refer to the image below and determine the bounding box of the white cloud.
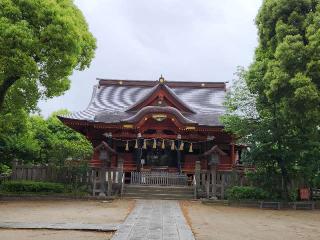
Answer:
[38,0,262,117]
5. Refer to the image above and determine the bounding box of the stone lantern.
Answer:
[202,145,227,199]
[95,141,116,197]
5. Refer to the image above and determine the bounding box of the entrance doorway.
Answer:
[142,148,178,169]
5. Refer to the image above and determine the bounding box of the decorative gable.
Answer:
[125,77,195,113]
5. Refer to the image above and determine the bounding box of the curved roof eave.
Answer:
[122,106,196,125]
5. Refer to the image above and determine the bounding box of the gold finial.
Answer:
[159,74,165,83]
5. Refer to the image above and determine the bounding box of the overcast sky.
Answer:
[38,0,262,117]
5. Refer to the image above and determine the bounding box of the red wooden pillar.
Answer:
[230,143,235,164]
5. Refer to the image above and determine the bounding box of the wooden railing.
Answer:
[130,171,188,186]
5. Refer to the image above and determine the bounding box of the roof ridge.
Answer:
[97,78,226,89]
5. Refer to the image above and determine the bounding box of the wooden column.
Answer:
[117,157,124,183]
[177,140,182,173]
[231,143,235,164]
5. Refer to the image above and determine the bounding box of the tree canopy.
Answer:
[0,110,93,172]
[222,0,320,200]
[0,0,96,112]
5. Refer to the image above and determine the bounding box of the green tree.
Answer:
[0,109,40,167]
[0,110,93,170]
[44,110,93,166]
[0,0,96,111]
[223,0,320,200]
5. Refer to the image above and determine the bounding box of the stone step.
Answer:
[124,189,193,195]
[123,195,194,200]
[123,192,194,197]
[124,184,193,189]
[124,190,194,196]
[124,186,193,192]
[123,193,194,200]
[124,190,194,195]
[122,185,194,200]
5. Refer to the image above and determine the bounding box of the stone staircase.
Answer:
[122,185,194,200]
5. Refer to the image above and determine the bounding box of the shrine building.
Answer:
[59,76,245,193]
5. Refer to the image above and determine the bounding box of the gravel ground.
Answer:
[181,201,320,240]
[0,229,112,240]
[0,199,134,240]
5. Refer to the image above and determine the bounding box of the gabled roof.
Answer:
[94,141,117,154]
[202,145,228,156]
[61,78,227,127]
[125,83,195,113]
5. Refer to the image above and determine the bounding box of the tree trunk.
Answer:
[278,158,290,201]
[0,76,18,110]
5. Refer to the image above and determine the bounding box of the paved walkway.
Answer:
[112,200,195,240]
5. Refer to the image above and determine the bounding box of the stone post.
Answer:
[211,165,217,199]
[221,173,226,199]
[206,174,210,199]
[195,161,201,193]
[107,168,112,197]
[99,163,107,197]
[99,148,108,197]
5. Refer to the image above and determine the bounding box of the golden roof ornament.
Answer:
[159,74,165,84]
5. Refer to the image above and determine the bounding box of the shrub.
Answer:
[226,186,269,201]
[313,173,320,188]
[0,164,11,175]
[0,181,64,193]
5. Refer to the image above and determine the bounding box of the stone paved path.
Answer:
[112,200,195,240]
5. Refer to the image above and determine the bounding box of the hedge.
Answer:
[0,181,64,193]
[226,186,269,201]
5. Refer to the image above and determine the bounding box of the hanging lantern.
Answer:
[171,140,175,150]
[125,141,129,151]
[161,139,165,149]
[179,141,184,151]
[134,139,138,149]
[189,143,193,153]
[143,139,147,149]
[153,139,157,149]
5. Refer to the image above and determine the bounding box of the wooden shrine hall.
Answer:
[59,76,246,197]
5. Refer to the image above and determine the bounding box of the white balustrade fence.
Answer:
[130,171,188,186]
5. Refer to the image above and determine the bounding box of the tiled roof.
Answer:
[63,79,227,127]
